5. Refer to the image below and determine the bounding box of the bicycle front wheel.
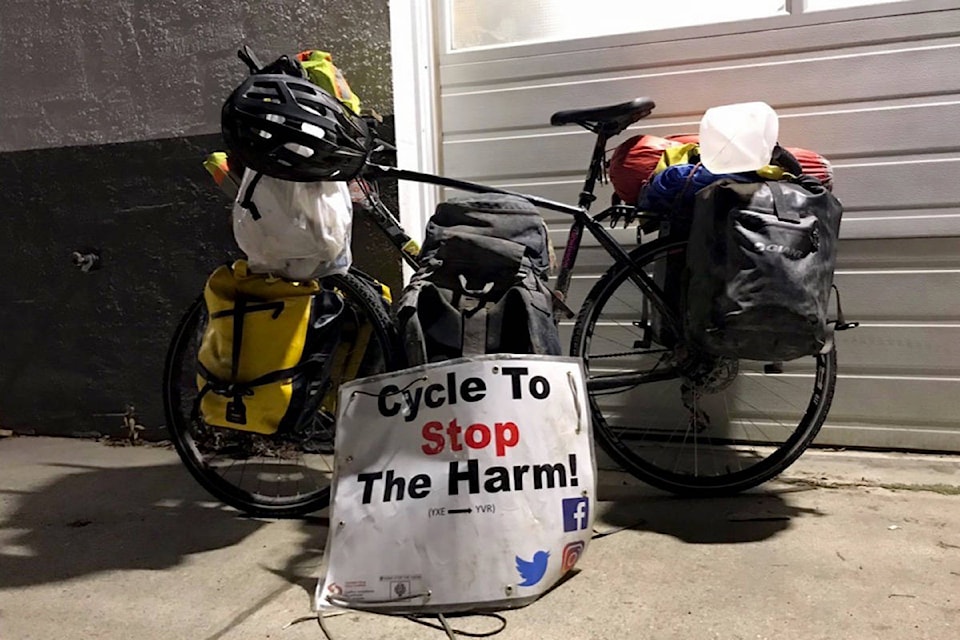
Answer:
[570,238,837,496]
[162,270,402,518]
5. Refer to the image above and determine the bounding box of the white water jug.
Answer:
[698,101,779,174]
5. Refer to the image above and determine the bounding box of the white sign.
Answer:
[316,355,596,612]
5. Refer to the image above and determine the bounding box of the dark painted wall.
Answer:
[0,0,398,438]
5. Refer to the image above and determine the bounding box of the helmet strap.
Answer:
[240,172,265,221]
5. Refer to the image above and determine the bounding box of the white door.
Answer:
[392,0,960,451]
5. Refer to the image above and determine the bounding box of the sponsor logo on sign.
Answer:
[561,541,586,573]
[391,580,411,599]
[562,497,589,532]
[515,551,549,586]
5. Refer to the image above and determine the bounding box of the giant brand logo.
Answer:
[753,242,806,259]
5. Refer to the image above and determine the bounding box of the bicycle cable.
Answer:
[285,609,507,640]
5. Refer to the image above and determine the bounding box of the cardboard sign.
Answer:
[316,355,595,612]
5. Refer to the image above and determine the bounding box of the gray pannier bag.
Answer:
[684,174,848,362]
[397,194,562,365]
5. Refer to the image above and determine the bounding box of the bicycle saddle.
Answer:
[550,98,655,136]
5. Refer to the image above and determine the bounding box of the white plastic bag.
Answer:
[698,101,779,174]
[232,169,353,281]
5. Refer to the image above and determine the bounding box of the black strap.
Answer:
[462,308,488,356]
[768,181,801,224]
[198,350,325,426]
[208,289,291,390]
[240,172,265,221]
[771,144,803,176]
[455,275,495,356]
[211,300,284,320]
[229,298,246,382]
[197,350,330,393]
[192,381,252,426]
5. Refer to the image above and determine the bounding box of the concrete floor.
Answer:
[0,436,958,640]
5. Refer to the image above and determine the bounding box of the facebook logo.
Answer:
[561,497,589,532]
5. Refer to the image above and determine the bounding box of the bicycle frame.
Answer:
[363,128,681,330]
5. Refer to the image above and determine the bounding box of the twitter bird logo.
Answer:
[515,551,550,587]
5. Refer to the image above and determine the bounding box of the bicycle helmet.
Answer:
[221,73,373,182]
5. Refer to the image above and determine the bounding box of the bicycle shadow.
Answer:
[260,513,330,597]
[0,458,265,590]
[594,470,825,544]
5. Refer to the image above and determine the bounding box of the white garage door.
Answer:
[393,0,960,451]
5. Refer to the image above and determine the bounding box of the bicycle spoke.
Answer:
[739,371,812,414]
[721,392,745,475]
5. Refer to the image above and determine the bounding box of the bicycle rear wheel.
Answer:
[162,270,401,517]
[570,238,837,496]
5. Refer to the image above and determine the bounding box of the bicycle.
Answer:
[164,69,841,517]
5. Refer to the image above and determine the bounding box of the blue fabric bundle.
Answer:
[639,164,749,212]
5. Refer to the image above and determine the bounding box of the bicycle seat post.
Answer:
[548,98,655,299]
[579,131,608,211]
[553,132,607,301]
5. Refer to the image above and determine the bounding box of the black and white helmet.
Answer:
[221,73,372,182]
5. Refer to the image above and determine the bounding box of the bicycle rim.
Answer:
[162,270,400,517]
[570,238,837,495]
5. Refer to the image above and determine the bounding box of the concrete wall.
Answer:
[0,0,394,152]
[0,0,398,438]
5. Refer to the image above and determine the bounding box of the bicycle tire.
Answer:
[570,237,837,496]
[162,269,403,518]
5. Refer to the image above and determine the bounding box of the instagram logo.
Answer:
[561,541,585,573]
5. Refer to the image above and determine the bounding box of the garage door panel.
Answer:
[833,271,960,320]
[564,372,950,443]
[836,325,960,375]
[817,421,960,451]
[444,101,960,180]
[444,131,597,180]
[832,160,960,209]
[559,374,960,449]
[440,9,960,87]
[828,377,960,430]
[778,102,960,159]
[562,268,959,321]
[465,160,960,237]
[557,322,960,377]
[833,237,960,267]
[545,233,960,275]
[443,45,960,134]
[442,181,608,221]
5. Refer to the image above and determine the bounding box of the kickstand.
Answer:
[830,284,860,331]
